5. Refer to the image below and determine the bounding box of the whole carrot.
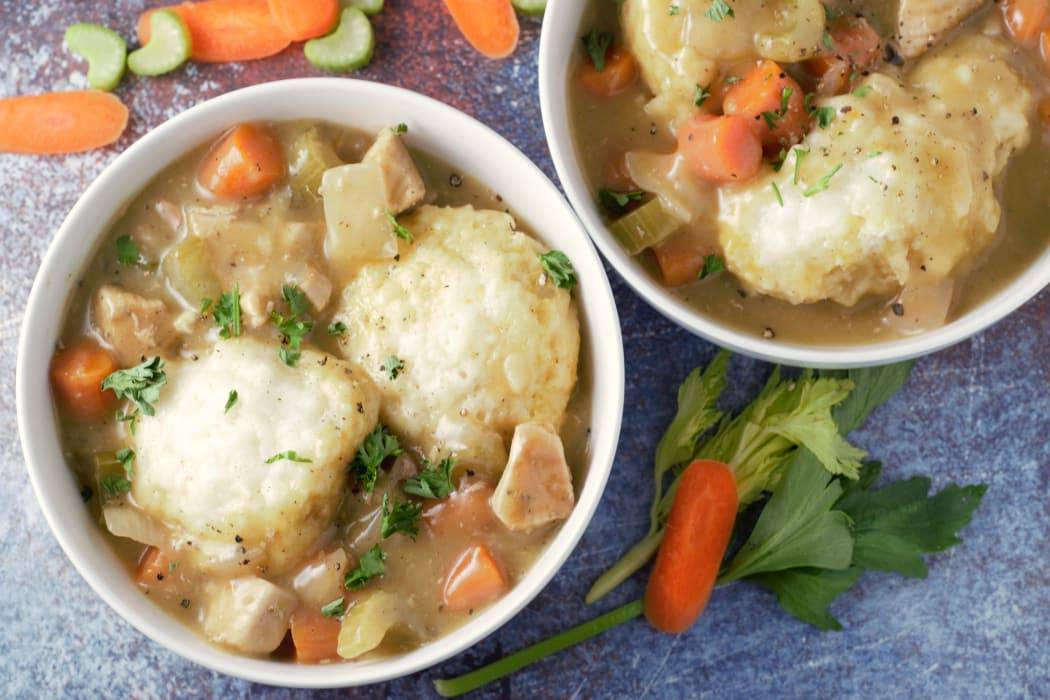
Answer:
[644,459,738,633]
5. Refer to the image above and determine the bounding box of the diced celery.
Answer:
[162,237,221,308]
[337,590,420,659]
[287,127,343,200]
[344,0,384,15]
[607,198,683,255]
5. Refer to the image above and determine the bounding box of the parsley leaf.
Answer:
[539,251,577,290]
[771,181,784,207]
[705,0,734,21]
[380,493,422,539]
[387,212,413,242]
[383,355,404,380]
[668,3,680,15]
[582,29,613,72]
[115,235,140,266]
[693,84,710,107]
[264,450,312,464]
[699,255,726,279]
[351,425,403,494]
[115,448,135,478]
[792,148,809,185]
[213,285,243,339]
[199,297,213,314]
[271,285,315,367]
[804,93,835,129]
[100,474,131,496]
[852,85,872,97]
[327,321,348,336]
[403,456,457,499]
[599,189,645,216]
[101,357,167,417]
[803,163,844,197]
[344,545,387,590]
[320,596,346,618]
[822,30,835,50]
[224,389,238,414]
[394,123,408,135]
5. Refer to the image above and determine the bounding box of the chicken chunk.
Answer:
[363,127,426,214]
[490,423,575,532]
[202,577,298,654]
[92,285,177,365]
[897,0,986,58]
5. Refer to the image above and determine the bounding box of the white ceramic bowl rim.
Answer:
[16,78,625,688]
[538,2,1050,369]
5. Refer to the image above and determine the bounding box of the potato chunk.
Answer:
[202,577,298,654]
[490,423,575,532]
[320,161,396,269]
[92,285,177,365]
[363,127,426,214]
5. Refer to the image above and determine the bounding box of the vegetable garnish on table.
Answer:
[434,353,987,697]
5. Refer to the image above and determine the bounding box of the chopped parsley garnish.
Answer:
[344,544,387,590]
[327,321,348,336]
[116,410,139,435]
[598,188,645,216]
[724,75,742,85]
[100,474,131,496]
[761,87,793,129]
[380,493,422,539]
[792,148,809,186]
[693,84,711,107]
[852,85,872,97]
[582,29,613,72]
[668,3,680,15]
[115,235,140,266]
[383,355,404,380]
[771,181,784,207]
[264,450,312,464]
[822,2,838,21]
[803,163,844,197]
[102,357,167,417]
[539,250,577,290]
[704,0,734,21]
[271,285,314,367]
[403,456,457,499]
[320,596,346,618]
[224,389,238,414]
[116,448,135,478]
[213,285,242,339]
[351,425,403,494]
[822,30,835,50]
[770,147,788,172]
[867,151,884,158]
[699,255,726,280]
[387,211,413,242]
[394,123,408,135]
[199,297,213,314]
[805,94,835,129]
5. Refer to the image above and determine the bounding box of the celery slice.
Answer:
[511,0,547,16]
[607,197,683,255]
[64,23,127,91]
[162,237,221,308]
[288,127,343,199]
[305,8,375,73]
[127,9,191,77]
[344,0,384,16]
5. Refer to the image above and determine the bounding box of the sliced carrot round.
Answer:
[268,0,340,41]
[579,47,637,97]
[50,340,119,419]
[442,0,520,60]
[140,0,290,63]
[0,91,128,155]
[677,114,763,184]
[198,123,286,198]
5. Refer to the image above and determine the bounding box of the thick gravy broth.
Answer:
[569,1,1050,344]
[53,119,591,661]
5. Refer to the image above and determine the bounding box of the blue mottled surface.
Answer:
[1,2,1048,698]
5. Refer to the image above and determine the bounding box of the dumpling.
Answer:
[132,338,379,575]
[332,205,579,474]
[717,35,1032,306]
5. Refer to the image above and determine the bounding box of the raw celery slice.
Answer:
[607,197,683,255]
[511,0,547,16]
[305,8,374,73]
[127,9,191,77]
[64,23,127,91]
[343,0,384,16]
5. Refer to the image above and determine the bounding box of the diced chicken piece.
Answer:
[293,264,333,312]
[363,127,426,214]
[292,548,350,608]
[897,0,986,58]
[490,423,575,532]
[202,577,298,654]
[321,161,398,269]
[92,285,177,365]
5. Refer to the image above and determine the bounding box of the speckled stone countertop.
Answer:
[1,2,1048,698]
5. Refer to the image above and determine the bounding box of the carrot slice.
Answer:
[442,0,520,59]
[140,0,290,63]
[644,460,737,634]
[652,235,706,287]
[268,0,339,41]
[1003,0,1049,44]
[677,114,763,184]
[136,546,173,586]
[806,16,881,77]
[442,544,508,613]
[425,480,498,538]
[50,340,119,419]
[0,91,127,155]
[198,123,286,198]
[722,60,807,151]
[290,608,342,662]
[579,47,637,97]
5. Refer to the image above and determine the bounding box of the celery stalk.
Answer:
[607,198,682,255]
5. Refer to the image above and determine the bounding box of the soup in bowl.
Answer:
[17,80,624,687]
[540,0,1050,367]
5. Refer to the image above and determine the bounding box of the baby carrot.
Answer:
[442,0,520,59]
[268,0,340,41]
[644,459,737,634]
[0,91,128,154]
[139,0,290,63]
[677,114,763,184]
[197,123,286,198]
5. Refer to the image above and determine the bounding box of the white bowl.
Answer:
[15,79,625,688]
[538,1,1050,368]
